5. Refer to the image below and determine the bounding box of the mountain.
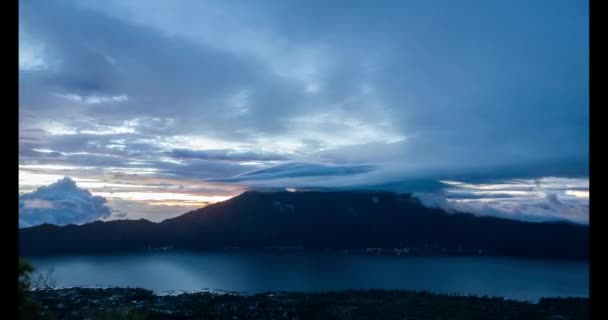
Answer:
[19,191,589,259]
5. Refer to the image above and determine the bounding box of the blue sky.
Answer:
[19,0,588,226]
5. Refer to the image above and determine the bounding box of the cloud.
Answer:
[413,177,589,224]
[22,199,54,209]
[110,210,128,218]
[54,93,128,105]
[220,162,375,182]
[18,0,588,222]
[18,0,587,183]
[19,177,112,228]
[169,149,289,162]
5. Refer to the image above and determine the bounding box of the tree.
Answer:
[18,258,48,320]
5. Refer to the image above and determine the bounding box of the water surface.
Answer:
[28,252,588,301]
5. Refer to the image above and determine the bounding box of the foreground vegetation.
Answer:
[21,287,587,320]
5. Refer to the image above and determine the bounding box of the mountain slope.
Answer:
[19,191,588,259]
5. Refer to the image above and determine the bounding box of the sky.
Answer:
[19,0,589,227]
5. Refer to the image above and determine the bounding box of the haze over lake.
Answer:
[28,252,588,301]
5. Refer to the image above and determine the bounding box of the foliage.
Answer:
[32,267,57,290]
[93,307,155,320]
[29,287,589,320]
[18,258,50,320]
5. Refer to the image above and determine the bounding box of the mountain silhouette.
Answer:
[19,191,588,259]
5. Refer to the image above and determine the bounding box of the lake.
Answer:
[27,252,588,301]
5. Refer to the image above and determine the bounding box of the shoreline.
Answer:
[32,285,588,303]
[22,248,591,262]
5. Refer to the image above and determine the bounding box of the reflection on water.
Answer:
[28,252,588,301]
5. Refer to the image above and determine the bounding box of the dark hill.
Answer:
[19,191,588,259]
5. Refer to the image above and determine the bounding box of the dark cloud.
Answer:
[19,0,311,140]
[19,0,588,223]
[19,0,588,182]
[110,209,128,218]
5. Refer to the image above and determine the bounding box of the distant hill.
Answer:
[19,191,588,259]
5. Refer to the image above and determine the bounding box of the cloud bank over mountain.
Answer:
[19,177,113,227]
[414,177,589,224]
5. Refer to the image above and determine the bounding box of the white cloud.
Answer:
[19,177,112,228]
[19,45,48,71]
[40,119,138,136]
[19,31,48,71]
[55,93,129,105]
[23,199,54,209]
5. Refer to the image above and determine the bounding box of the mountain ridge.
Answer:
[19,191,588,259]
